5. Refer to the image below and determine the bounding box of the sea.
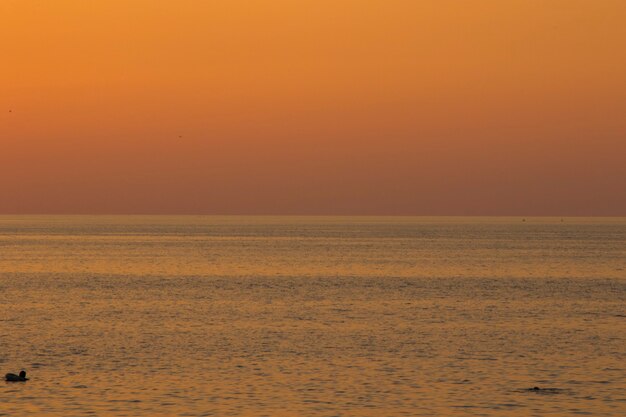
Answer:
[0,216,624,416]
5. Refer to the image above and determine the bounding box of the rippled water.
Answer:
[1,216,625,416]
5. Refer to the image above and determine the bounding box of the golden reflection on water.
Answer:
[0,216,624,416]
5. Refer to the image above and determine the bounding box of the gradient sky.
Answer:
[1,0,625,215]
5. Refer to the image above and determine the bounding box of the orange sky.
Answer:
[1,0,625,215]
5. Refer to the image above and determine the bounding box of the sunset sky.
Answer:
[1,0,625,215]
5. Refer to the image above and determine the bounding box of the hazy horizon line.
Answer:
[0,213,624,218]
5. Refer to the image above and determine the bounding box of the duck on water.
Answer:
[5,371,29,382]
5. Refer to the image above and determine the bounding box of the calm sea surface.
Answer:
[1,216,624,416]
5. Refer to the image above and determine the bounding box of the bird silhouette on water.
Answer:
[5,371,28,382]
[526,386,564,394]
